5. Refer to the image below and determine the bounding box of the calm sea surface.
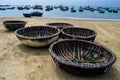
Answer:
[0,5,120,20]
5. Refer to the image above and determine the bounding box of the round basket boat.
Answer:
[3,20,27,31]
[61,27,97,42]
[49,39,116,76]
[15,26,60,47]
[47,23,74,30]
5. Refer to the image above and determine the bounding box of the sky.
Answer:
[0,0,120,7]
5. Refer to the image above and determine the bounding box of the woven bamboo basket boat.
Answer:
[15,26,60,47]
[47,23,74,30]
[3,20,27,31]
[49,39,116,75]
[47,23,74,38]
[61,27,97,42]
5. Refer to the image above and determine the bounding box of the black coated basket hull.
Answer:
[49,40,116,76]
[3,21,26,31]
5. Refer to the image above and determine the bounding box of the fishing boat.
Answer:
[71,9,76,12]
[79,9,83,12]
[17,6,24,10]
[108,9,113,12]
[24,6,30,10]
[23,13,32,17]
[0,8,6,10]
[31,11,43,17]
[90,8,95,12]
[98,9,105,13]
[33,5,43,10]
[7,7,15,10]
[113,9,118,13]
[71,7,76,12]
[45,8,51,11]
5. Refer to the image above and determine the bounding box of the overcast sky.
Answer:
[0,0,120,7]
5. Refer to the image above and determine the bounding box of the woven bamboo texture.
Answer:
[61,27,97,42]
[47,23,73,30]
[49,39,116,75]
[15,26,60,47]
[3,20,27,31]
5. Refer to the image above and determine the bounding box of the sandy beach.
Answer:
[0,17,120,80]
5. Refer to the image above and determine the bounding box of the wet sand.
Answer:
[0,17,120,80]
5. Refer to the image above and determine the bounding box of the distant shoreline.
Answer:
[43,17,120,22]
[0,17,120,22]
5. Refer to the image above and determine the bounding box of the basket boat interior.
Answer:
[51,40,113,64]
[62,28,96,38]
[16,26,59,38]
[47,23,73,29]
[4,21,26,24]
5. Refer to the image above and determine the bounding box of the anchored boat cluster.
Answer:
[0,5,119,18]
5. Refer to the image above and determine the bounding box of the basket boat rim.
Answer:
[15,26,60,39]
[61,27,97,39]
[49,39,116,69]
[3,20,27,24]
[47,22,74,26]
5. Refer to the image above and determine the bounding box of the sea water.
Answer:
[0,6,120,20]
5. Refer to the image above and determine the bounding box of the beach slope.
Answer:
[0,17,120,80]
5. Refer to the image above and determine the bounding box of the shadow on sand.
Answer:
[4,30,15,33]
[17,44,50,56]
